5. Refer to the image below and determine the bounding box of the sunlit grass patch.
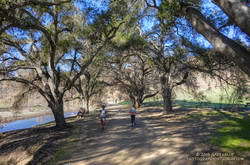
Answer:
[219,110,244,119]
[218,126,242,133]
[201,110,220,116]
[211,111,250,151]
[143,101,163,107]
[185,109,221,120]
[119,101,131,105]
[211,136,250,151]
[181,108,250,151]
[217,119,238,126]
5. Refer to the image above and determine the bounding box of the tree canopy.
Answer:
[0,0,249,126]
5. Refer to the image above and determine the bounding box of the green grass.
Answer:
[176,100,247,109]
[175,86,248,104]
[144,85,249,107]
[181,108,250,151]
[141,99,248,110]
[210,111,250,151]
[185,110,221,121]
[123,97,250,152]
[118,101,132,105]
[143,101,163,107]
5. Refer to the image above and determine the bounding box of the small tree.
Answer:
[142,21,190,112]
[108,53,158,108]
[74,56,107,113]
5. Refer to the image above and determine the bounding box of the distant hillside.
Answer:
[0,80,126,111]
[0,72,248,117]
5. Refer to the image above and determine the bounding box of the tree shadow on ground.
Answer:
[1,124,78,164]
[210,110,250,152]
[56,107,249,165]
[0,116,87,165]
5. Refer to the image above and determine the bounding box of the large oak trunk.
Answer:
[80,96,90,114]
[162,87,173,112]
[160,75,173,112]
[135,98,143,108]
[131,97,143,108]
[50,100,66,128]
[85,98,90,114]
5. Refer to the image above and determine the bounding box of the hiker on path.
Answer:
[99,104,108,130]
[129,106,137,127]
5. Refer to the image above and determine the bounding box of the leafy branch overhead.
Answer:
[0,0,249,126]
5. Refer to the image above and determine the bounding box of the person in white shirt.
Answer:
[99,104,108,130]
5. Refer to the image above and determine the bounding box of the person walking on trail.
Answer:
[129,106,137,127]
[99,104,108,130]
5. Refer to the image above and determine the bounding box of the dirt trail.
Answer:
[56,105,248,165]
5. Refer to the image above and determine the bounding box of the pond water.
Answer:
[0,112,77,133]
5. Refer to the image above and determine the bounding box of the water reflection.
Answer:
[0,112,77,133]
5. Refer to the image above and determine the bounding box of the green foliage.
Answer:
[227,84,250,105]
[211,111,250,151]
[111,32,131,48]
[156,0,201,29]
[127,34,147,48]
[158,0,181,21]
[114,33,147,51]
[119,100,132,105]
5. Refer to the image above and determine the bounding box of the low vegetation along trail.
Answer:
[54,105,248,165]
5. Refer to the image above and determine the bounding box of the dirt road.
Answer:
[56,105,248,165]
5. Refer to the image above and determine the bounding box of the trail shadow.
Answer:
[0,123,74,165]
[56,108,248,165]
[210,110,250,151]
